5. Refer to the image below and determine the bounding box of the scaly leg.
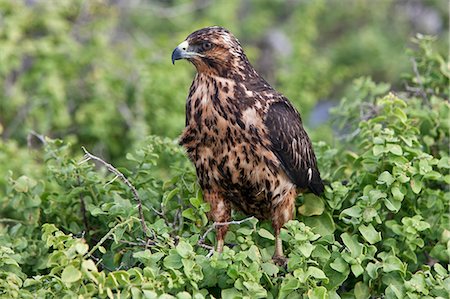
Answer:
[203,191,231,253]
[272,189,296,266]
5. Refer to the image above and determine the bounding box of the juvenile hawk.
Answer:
[172,26,324,264]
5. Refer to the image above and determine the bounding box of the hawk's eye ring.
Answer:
[202,42,212,51]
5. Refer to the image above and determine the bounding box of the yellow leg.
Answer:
[274,229,283,258]
[217,238,224,253]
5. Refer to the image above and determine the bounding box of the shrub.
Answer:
[0,33,448,299]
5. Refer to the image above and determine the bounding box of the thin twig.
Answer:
[80,146,150,238]
[86,218,134,257]
[106,236,155,248]
[198,216,255,256]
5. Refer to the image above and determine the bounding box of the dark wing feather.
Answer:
[264,100,324,195]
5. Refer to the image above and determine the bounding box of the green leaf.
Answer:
[351,264,364,277]
[221,288,242,299]
[304,212,336,236]
[189,195,202,208]
[242,281,267,298]
[386,144,403,156]
[298,194,324,216]
[410,176,423,194]
[163,187,180,206]
[377,171,395,186]
[163,253,182,269]
[176,292,192,299]
[330,257,348,273]
[340,206,362,218]
[358,224,382,244]
[373,145,385,156]
[307,286,328,299]
[261,262,279,276]
[383,256,405,273]
[299,242,315,258]
[13,175,37,193]
[258,228,275,240]
[75,242,89,255]
[354,282,370,299]
[341,233,363,257]
[61,265,82,283]
[176,241,193,258]
[279,276,301,297]
[393,107,407,123]
[307,266,327,280]
[433,263,448,276]
[366,262,381,279]
[182,208,197,221]
[384,196,402,212]
[391,186,404,201]
[312,244,331,261]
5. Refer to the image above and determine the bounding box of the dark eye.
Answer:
[202,42,213,51]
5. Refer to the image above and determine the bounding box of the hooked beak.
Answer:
[171,40,200,65]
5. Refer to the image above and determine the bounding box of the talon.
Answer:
[272,255,288,268]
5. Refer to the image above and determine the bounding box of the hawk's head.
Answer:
[172,26,250,77]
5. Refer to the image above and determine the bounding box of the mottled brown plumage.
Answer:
[172,26,324,263]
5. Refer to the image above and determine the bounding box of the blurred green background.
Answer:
[0,0,448,164]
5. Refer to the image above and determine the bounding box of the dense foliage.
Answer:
[1,1,449,298]
[1,30,449,298]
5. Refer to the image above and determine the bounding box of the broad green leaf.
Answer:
[351,264,364,277]
[61,265,82,283]
[354,282,370,299]
[384,197,402,212]
[410,176,423,194]
[330,257,348,273]
[391,186,404,201]
[299,242,315,258]
[312,244,331,261]
[304,212,335,236]
[377,171,395,186]
[341,233,363,257]
[258,228,275,240]
[279,276,301,297]
[176,292,192,299]
[221,288,242,299]
[75,242,89,255]
[393,107,407,123]
[182,208,197,221]
[176,241,193,258]
[163,253,182,269]
[386,144,403,156]
[242,281,267,298]
[261,262,279,276]
[433,263,448,276]
[373,145,385,156]
[298,194,324,216]
[307,266,327,280]
[366,262,380,279]
[358,224,382,244]
[307,286,328,299]
[340,206,362,218]
[13,176,37,193]
[383,256,405,273]
[163,187,179,206]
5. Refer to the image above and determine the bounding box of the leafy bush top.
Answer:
[1,20,449,299]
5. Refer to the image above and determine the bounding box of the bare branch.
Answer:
[81,146,150,238]
[198,216,255,256]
